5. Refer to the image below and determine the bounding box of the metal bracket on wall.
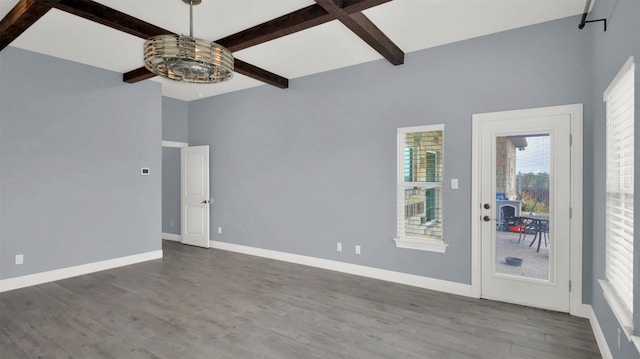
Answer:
[578,0,607,31]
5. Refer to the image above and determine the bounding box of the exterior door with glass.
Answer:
[475,107,574,312]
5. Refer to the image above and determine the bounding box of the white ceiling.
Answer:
[0,0,588,101]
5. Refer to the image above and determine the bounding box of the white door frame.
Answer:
[470,104,585,317]
[161,141,188,241]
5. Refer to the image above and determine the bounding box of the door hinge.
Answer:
[570,133,573,145]
[569,280,572,292]
[570,207,572,219]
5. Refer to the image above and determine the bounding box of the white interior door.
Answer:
[181,145,210,248]
[476,108,572,312]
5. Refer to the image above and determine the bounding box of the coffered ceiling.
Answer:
[1,0,588,101]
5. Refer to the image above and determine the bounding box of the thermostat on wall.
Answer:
[141,167,150,176]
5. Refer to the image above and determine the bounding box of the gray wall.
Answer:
[162,97,188,235]
[162,97,188,142]
[188,15,592,284]
[587,0,640,357]
[0,47,162,280]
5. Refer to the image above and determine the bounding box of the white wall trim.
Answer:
[161,140,188,148]
[585,304,613,359]
[569,104,584,317]
[0,250,163,293]
[470,104,584,316]
[471,116,482,298]
[162,232,182,242]
[599,279,634,340]
[393,236,448,253]
[209,240,473,297]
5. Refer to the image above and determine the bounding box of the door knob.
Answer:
[482,215,494,222]
[483,203,490,209]
[201,199,209,204]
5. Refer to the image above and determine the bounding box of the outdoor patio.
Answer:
[495,229,549,280]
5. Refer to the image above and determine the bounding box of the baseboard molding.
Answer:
[0,250,163,293]
[585,304,613,359]
[571,303,589,318]
[209,240,472,297]
[162,232,181,242]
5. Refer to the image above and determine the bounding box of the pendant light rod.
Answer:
[189,0,193,37]
[183,0,201,37]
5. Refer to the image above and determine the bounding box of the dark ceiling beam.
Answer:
[341,0,393,14]
[123,66,155,84]
[124,60,289,89]
[341,12,404,65]
[0,0,52,51]
[315,0,404,65]
[216,4,332,52]
[216,0,393,52]
[49,0,173,38]
[234,59,288,89]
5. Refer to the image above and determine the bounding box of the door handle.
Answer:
[482,215,495,222]
[201,199,209,204]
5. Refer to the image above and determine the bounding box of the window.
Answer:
[394,125,446,252]
[600,56,635,338]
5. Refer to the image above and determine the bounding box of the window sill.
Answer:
[393,236,447,253]
[632,336,640,353]
[599,280,634,341]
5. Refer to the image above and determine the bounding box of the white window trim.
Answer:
[393,236,447,253]
[600,56,636,346]
[394,124,447,253]
[603,56,634,100]
[600,279,634,340]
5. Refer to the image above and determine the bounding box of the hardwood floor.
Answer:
[1,240,600,358]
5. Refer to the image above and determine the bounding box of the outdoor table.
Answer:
[523,215,549,253]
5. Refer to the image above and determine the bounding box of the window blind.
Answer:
[604,57,635,315]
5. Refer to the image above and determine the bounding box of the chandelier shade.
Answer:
[143,0,234,84]
[144,35,234,83]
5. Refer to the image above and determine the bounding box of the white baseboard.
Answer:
[571,303,590,319]
[585,304,613,359]
[0,250,163,293]
[209,240,472,297]
[162,232,181,242]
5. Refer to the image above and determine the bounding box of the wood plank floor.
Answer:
[1,240,600,359]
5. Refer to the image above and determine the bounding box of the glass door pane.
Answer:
[495,134,550,281]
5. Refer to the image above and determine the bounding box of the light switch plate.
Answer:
[451,178,459,189]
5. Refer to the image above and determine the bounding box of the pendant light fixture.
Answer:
[143,0,234,84]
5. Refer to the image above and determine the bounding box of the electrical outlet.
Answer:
[337,242,342,252]
[15,254,24,265]
[451,178,459,189]
[355,245,361,255]
[218,227,222,234]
